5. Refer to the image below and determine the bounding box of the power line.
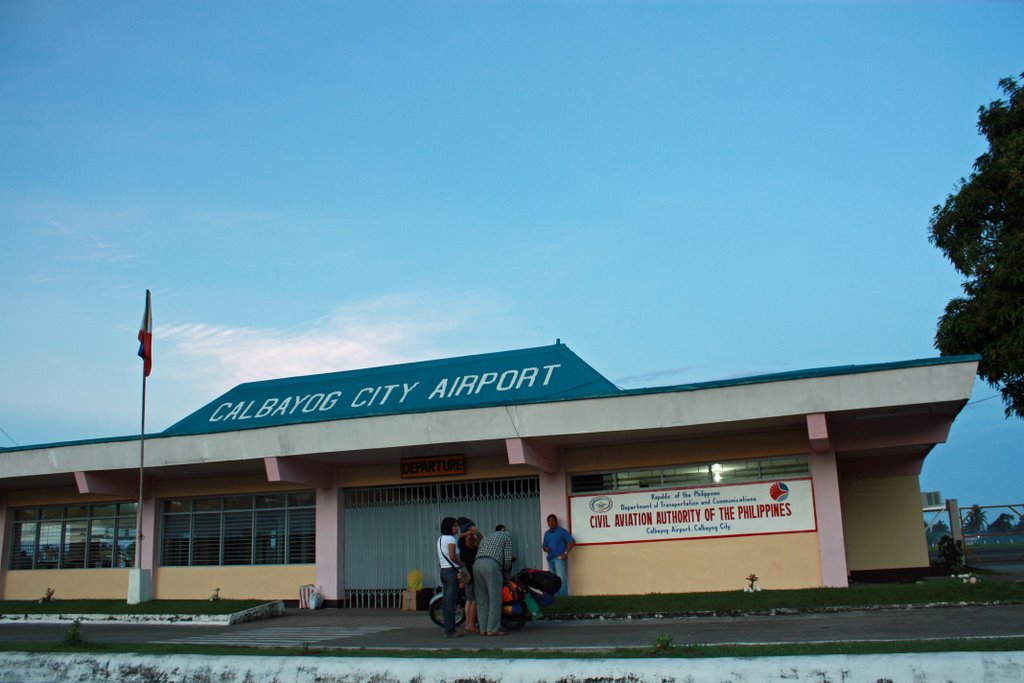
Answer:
[0,425,18,447]
[966,394,1001,407]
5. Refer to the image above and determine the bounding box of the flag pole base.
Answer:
[127,568,153,605]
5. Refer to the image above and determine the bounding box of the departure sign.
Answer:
[401,455,465,479]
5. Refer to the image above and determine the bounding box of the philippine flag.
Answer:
[138,290,153,377]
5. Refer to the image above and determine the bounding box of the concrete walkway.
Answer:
[3,601,1023,682]
[2,565,1022,682]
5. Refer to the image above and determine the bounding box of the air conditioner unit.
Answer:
[921,491,943,509]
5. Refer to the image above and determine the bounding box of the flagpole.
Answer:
[129,289,153,603]
[134,289,151,572]
[136,370,146,570]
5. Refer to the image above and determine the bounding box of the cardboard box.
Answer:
[401,589,418,611]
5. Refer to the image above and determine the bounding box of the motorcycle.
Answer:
[428,569,550,632]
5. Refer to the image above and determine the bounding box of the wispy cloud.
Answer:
[155,293,517,408]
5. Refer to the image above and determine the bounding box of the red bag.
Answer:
[501,577,525,605]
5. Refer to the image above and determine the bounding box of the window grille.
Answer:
[345,478,539,508]
[159,491,315,567]
[342,477,540,609]
[570,455,810,494]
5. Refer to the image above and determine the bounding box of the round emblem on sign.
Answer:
[769,481,789,501]
[589,496,613,513]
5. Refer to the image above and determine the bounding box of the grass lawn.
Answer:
[1,578,1021,659]
[542,576,1024,616]
[1,575,1020,618]
[2,637,1023,659]
[0,599,268,616]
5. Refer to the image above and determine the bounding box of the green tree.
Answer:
[929,73,1024,418]
[987,512,1016,533]
[926,519,950,546]
[963,504,988,535]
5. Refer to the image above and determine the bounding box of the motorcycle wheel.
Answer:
[501,605,529,631]
[428,595,466,628]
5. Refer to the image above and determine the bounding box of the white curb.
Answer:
[0,651,1022,683]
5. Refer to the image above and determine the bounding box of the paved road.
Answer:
[3,603,1023,651]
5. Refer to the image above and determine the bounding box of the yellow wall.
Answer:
[4,569,131,600]
[841,474,929,571]
[156,565,315,600]
[563,431,822,594]
[4,566,318,601]
[572,532,823,594]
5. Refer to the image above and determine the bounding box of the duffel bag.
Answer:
[521,568,562,594]
[528,587,555,606]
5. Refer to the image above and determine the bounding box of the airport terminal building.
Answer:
[0,344,978,605]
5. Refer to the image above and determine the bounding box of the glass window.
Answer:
[163,500,190,514]
[287,507,316,564]
[116,514,136,568]
[11,522,37,569]
[255,494,286,509]
[570,473,614,493]
[614,469,661,490]
[223,511,254,565]
[191,513,222,565]
[224,495,252,511]
[36,521,62,569]
[91,504,116,519]
[61,519,88,569]
[14,508,38,522]
[662,464,709,487]
[88,517,115,568]
[160,515,191,567]
[254,509,285,564]
[7,503,138,571]
[194,497,222,513]
[571,456,810,494]
[288,491,315,507]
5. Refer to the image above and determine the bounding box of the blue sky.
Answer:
[1,1,1021,507]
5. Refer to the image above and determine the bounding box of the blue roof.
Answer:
[161,343,619,436]
[0,349,979,451]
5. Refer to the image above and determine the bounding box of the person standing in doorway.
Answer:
[542,514,574,596]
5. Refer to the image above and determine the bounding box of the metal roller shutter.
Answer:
[344,477,540,608]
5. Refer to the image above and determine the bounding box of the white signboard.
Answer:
[569,478,816,544]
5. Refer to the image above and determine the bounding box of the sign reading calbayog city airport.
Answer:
[162,344,618,436]
[569,479,816,545]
